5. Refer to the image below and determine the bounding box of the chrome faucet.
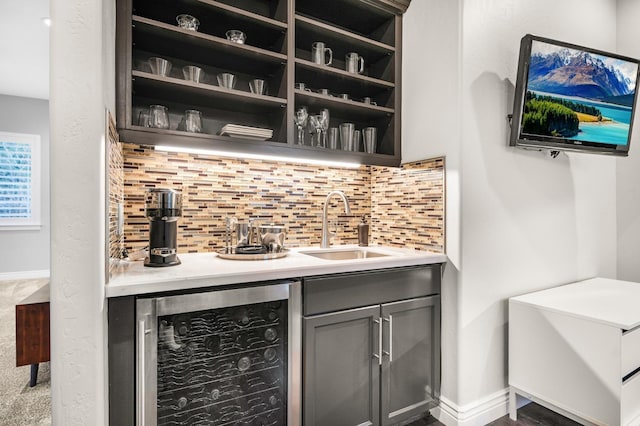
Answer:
[321,190,352,248]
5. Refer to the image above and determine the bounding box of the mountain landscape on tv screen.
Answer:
[521,41,638,146]
[528,45,635,106]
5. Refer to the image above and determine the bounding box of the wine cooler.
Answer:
[136,281,301,426]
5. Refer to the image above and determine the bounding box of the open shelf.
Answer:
[294,89,393,121]
[201,0,288,23]
[118,0,406,166]
[295,0,398,45]
[194,0,288,29]
[133,47,287,97]
[295,14,394,61]
[119,126,400,166]
[133,16,287,64]
[294,58,394,88]
[133,70,286,110]
[132,0,287,52]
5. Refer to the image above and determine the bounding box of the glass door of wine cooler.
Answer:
[136,282,301,426]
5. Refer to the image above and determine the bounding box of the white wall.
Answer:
[404,0,618,423]
[50,0,114,423]
[403,0,463,406]
[459,0,617,409]
[0,94,50,276]
[616,0,640,282]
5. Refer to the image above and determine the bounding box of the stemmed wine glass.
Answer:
[309,114,322,147]
[294,106,309,145]
[319,108,330,148]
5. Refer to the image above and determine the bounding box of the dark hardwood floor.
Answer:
[406,402,580,426]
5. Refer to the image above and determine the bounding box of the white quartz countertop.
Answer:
[106,245,447,298]
[510,277,640,330]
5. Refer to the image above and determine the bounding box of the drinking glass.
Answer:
[217,73,236,89]
[149,57,172,76]
[328,127,339,150]
[363,127,377,153]
[319,109,330,148]
[309,114,323,147]
[138,110,150,127]
[184,110,202,133]
[226,30,246,44]
[176,14,199,31]
[294,106,309,145]
[182,65,203,83]
[249,79,267,95]
[353,130,362,152]
[339,123,355,151]
[149,105,169,129]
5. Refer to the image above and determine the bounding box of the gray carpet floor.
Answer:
[0,279,51,425]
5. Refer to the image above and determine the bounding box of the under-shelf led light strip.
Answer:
[154,145,363,169]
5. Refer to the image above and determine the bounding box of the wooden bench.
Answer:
[15,282,50,387]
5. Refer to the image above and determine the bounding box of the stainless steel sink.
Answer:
[300,248,389,260]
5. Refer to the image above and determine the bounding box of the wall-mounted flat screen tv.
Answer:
[510,34,640,156]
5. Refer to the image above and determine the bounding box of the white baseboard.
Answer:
[432,388,513,426]
[0,269,50,281]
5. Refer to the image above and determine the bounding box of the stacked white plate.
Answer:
[220,124,273,140]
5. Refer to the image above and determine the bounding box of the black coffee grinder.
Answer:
[144,188,182,267]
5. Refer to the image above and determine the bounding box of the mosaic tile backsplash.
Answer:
[114,143,445,256]
[122,144,371,252]
[371,158,444,252]
[108,113,124,277]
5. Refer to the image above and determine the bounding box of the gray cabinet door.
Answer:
[304,305,381,426]
[380,296,441,426]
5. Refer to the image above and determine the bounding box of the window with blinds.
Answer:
[0,132,41,230]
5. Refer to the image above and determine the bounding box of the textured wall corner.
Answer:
[108,111,124,276]
[371,158,445,253]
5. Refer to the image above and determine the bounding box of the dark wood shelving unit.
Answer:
[133,71,287,109]
[294,89,393,119]
[132,16,287,63]
[294,58,395,88]
[195,0,288,29]
[295,14,395,58]
[117,0,410,166]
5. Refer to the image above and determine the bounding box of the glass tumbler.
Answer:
[249,79,267,95]
[149,105,169,129]
[184,110,202,133]
[339,123,355,151]
[328,127,339,150]
[363,127,377,153]
[182,65,204,83]
[353,130,362,152]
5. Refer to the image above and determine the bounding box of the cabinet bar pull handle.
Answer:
[383,316,393,362]
[373,317,382,366]
[137,319,146,425]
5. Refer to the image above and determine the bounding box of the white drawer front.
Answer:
[622,369,640,425]
[622,326,640,377]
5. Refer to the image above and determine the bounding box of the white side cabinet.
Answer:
[509,278,640,426]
